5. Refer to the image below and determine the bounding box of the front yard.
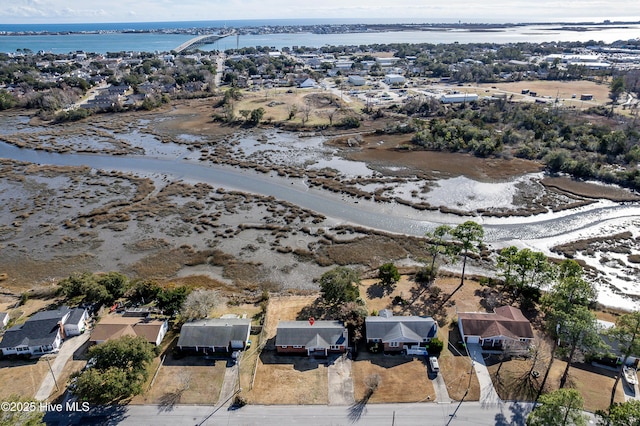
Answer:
[352,352,434,403]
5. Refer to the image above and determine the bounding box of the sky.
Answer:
[1,0,640,25]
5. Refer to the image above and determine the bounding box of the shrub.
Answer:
[428,338,444,355]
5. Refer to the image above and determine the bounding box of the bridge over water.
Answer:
[174,30,235,53]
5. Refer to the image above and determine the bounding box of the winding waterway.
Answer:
[2,141,639,245]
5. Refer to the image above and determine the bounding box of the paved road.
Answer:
[35,332,90,401]
[43,400,537,426]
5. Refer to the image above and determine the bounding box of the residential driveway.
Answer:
[623,378,639,402]
[35,332,91,401]
[431,371,452,404]
[327,353,355,405]
[217,360,239,406]
[467,344,502,406]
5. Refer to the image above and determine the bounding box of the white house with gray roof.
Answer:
[365,310,437,353]
[0,307,71,356]
[276,320,348,357]
[177,318,251,355]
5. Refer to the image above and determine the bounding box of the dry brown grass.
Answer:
[475,80,611,106]
[248,352,329,405]
[243,294,329,404]
[359,275,418,314]
[352,354,434,403]
[262,295,318,339]
[48,359,85,402]
[0,359,49,399]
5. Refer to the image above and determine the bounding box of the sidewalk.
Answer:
[466,343,502,407]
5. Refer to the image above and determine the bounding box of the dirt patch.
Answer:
[476,80,612,106]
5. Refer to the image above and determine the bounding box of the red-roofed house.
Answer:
[457,306,534,350]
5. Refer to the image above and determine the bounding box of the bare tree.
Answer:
[300,103,312,125]
[181,289,221,321]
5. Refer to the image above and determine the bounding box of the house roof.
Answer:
[458,306,534,340]
[29,307,70,322]
[66,308,87,325]
[0,314,65,349]
[90,316,166,345]
[365,315,437,343]
[177,318,251,348]
[275,321,346,348]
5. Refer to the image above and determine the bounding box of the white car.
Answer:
[429,356,440,374]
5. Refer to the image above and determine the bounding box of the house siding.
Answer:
[277,346,307,354]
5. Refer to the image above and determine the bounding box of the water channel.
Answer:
[2,140,639,246]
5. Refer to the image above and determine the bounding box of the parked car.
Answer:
[429,356,440,374]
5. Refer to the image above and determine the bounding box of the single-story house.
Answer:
[0,312,8,329]
[440,93,479,104]
[177,318,252,355]
[596,319,640,367]
[90,316,168,346]
[299,78,318,88]
[63,308,88,337]
[365,310,438,353]
[458,306,534,350]
[276,320,348,357]
[0,307,71,356]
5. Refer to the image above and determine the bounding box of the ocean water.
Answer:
[0,20,639,54]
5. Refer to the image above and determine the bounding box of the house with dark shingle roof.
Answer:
[0,307,71,356]
[63,308,88,337]
[275,320,348,357]
[365,310,438,353]
[177,318,251,355]
[457,306,534,349]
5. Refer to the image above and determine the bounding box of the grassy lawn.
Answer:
[248,351,329,405]
[130,351,227,405]
[352,352,434,403]
[0,358,49,399]
[244,295,328,404]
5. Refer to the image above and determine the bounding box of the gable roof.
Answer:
[458,306,534,340]
[177,318,251,348]
[365,315,437,343]
[275,321,346,348]
[0,308,68,349]
[90,316,166,344]
[67,308,87,325]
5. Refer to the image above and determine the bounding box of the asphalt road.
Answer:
[43,401,538,426]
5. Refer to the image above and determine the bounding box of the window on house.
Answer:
[281,345,288,348]
[330,345,341,350]
[293,345,303,348]
[389,342,400,347]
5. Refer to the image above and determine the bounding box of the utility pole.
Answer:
[44,355,60,392]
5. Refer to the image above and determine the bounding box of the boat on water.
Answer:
[623,365,638,386]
